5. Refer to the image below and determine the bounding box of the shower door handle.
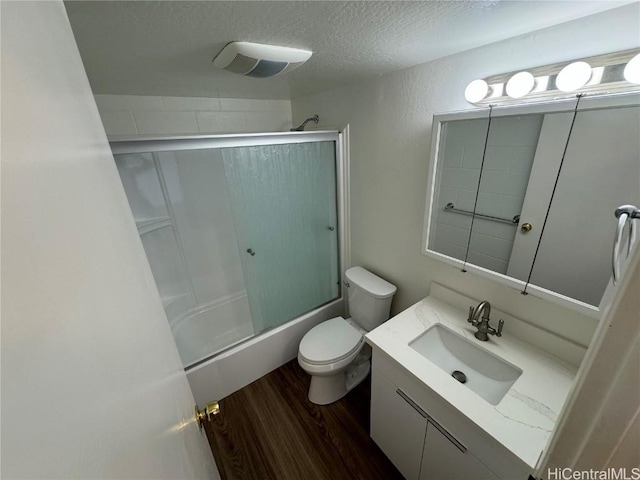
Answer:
[246,248,256,256]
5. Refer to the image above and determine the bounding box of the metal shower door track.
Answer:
[109,130,340,155]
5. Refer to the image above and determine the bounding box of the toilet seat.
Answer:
[299,316,364,366]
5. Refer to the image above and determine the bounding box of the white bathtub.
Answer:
[172,292,254,368]
[187,298,344,405]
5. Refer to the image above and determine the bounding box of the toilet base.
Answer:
[346,360,370,392]
[307,360,371,405]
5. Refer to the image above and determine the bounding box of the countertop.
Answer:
[365,288,578,468]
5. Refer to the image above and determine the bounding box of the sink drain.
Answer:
[452,370,467,384]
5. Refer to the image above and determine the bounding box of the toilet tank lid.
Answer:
[345,267,397,299]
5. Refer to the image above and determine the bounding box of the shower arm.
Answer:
[291,115,319,131]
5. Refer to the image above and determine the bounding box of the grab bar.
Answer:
[444,203,520,225]
[612,205,639,284]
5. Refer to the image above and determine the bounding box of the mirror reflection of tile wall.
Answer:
[432,115,542,274]
[427,97,640,309]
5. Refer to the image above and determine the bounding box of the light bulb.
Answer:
[623,53,640,84]
[506,72,535,99]
[464,79,490,103]
[556,61,592,92]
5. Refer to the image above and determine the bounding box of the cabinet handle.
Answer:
[428,418,467,453]
[395,389,427,418]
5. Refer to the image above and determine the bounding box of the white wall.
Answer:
[96,94,292,136]
[1,2,218,478]
[292,3,640,347]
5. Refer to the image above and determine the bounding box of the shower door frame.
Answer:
[110,130,350,362]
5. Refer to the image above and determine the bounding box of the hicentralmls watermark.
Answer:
[547,468,640,480]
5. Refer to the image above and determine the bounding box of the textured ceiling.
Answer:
[65,1,634,100]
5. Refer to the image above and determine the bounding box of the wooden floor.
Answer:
[204,360,403,480]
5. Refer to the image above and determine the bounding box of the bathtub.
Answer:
[187,298,344,405]
[172,291,254,368]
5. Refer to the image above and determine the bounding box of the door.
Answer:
[221,141,340,332]
[506,112,574,282]
[370,369,429,480]
[1,2,218,478]
[419,420,499,480]
[540,247,640,471]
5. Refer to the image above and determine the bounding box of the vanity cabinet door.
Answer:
[370,368,428,480]
[420,420,499,480]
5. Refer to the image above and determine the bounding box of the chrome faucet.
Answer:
[467,301,504,341]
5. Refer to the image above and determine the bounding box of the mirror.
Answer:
[424,93,640,314]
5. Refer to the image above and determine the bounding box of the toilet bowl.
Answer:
[298,316,371,405]
[298,267,396,405]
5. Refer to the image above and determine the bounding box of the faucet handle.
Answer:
[467,306,475,324]
[495,319,504,337]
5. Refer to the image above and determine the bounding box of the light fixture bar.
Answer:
[465,49,640,106]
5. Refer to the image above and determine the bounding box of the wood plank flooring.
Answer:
[204,359,403,480]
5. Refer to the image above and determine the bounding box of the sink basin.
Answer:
[409,324,522,405]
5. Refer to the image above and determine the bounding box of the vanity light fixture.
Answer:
[506,71,535,98]
[464,49,640,106]
[556,61,592,92]
[464,79,490,103]
[623,52,640,84]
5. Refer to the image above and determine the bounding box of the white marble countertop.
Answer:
[365,290,578,468]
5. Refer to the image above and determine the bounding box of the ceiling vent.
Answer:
[213,41,312,78]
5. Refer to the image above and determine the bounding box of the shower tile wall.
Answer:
[95,94,292,136]
[433,115,542,274]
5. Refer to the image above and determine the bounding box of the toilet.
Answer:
[298,266,397,405]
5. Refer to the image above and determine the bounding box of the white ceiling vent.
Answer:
[213,42,312,78]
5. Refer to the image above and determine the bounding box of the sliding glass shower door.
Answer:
[112,133,342,369]
[222,142,339,333]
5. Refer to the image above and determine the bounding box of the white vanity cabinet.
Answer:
[370,350,530,480]
[420,420,498,480]
[370,368,428,480]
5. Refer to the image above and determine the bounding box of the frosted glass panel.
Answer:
[156,149,248,305]
[222,141,339,332]
[114,136,341,368]
[115,153,169,222]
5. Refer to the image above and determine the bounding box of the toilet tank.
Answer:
[345,267,397,331]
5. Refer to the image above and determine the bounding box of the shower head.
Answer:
[291,115,319,132]
[213,41,312,78]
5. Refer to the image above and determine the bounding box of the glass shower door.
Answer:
[221,141,339,333]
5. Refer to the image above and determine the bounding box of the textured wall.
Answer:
[292,4,640,346]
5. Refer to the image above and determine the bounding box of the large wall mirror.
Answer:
[423,93,640,316]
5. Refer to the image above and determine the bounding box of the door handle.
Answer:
[521,222,533,233]
[195,401,220,429]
